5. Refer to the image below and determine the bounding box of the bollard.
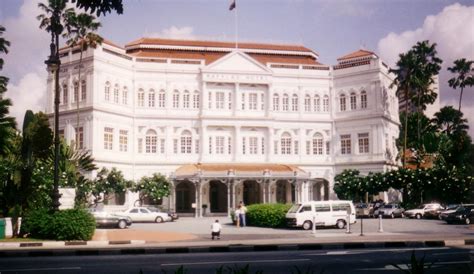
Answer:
[359,216,364,236]
[378,214,384,233]
[312,215,316,235]
[346,213,351,234]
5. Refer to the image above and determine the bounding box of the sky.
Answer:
[0,0,473,136]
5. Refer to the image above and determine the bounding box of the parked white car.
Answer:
[122,207,172,223]
[404,203,443,219]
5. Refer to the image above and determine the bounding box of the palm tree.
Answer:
[63,13,103,149]
[432,106,469,136]
[448,58,474,112]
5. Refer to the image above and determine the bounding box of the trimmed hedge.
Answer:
[21,208,96,241]
[246,203,292,228]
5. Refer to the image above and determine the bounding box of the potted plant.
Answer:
[202,204,208,215]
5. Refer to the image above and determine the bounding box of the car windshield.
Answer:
[288,204,301,213]
[446,205,459,210]
[417,205,425,209]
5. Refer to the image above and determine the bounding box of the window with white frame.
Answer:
[294,140,299,154]
[114,84,119,103]
[193,91,200,109]
[249,93,257,110]
[314,95,321,112]
[180,131,192,154]
[281,133,292,155]
[148,89,155,107]
[195,139,199,154]
[215,136,225,154]
[81,80,86,101]
[323,95,329,112]
[312,133,323,155]
[340,134,351,155]
[137,138,143,153]
[361,90,367,109]
[358,133,369,153]
[145,129,157,153]
[326,141,330,155]
[261,137,265,154]
[119,130,128,152]
[104,127,113,150]
[208,136,212,154]
[105,82,111,101]
[242,137,246,155]
[260,93,265,110]
[208,92,212,109]
[159,90,166,108]
[241,93,245,110]
[173,139,178,154]
[273,94,279,111]
[274,140,278,154]
[75,127,84,149]
[73,81,79,102]
[228,93,232,110]
[350,92,357,110]
[122,87,128,105]
[282,94,289,111]
[62,84,68,104]
[306,141,311,155]
[291,94,298,111]
[183,91,190,108]
[228,137,232,154]
[304,95,311,112]
[137,89,144,107]
[339,94,346,111]
[160,139,165,154]
[249,137,258,154]
[173,90,179,108]
[216,92,225,109]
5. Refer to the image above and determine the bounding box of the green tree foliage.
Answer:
[246,203,292,228]
[132,173,171,206]
[448,58,474,112]
[71,0,123,16]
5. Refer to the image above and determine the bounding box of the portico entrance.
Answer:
[209,180,227,213]
[312,179,329,201]
[175,180,196,213]
[243,180,261,205]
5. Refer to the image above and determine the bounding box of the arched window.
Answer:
[282,94,289,111]
[339,94,346,111]
[122,86,128,105]
[148,89,155,107]
[312,133,323,155]
[158,89,166,108]
[114,84,119,103]
[62,83,68,104]
[180,130,192,154]
[145,129,157,153]
[323,95,329,112]
[193,90,200,109]
[183,90,190,108]
[314,95,321,112]
[73,81,79,102]
[272,93,279,111]
[137,88,144,107]
[281,132,292,155]
[104,82,111,101]
[81,80,86,101]
[361,90,367,109]
[173,90,180,108]
[350,92,357,110]
[291,94,298,111]
[304,95,311,112]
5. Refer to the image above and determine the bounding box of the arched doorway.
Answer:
[243,180,261,205]
[175,181,196,213]
[209,180,227,213]
[276,180,291,204]
[312,180,329,201]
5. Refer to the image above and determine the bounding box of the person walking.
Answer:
[239,201,247,227]
[211,219,222,240]
[235,206,241,227]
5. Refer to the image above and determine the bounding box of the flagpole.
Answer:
[235,2,238,49]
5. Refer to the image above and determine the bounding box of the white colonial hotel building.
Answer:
[47,38,400,216]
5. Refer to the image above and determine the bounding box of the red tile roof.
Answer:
[337,49,377,61]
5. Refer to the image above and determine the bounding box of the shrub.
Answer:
[246,203,292,228]
[21,208,95,241]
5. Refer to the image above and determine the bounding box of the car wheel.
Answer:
[391,213,395,219]
[302,220,313,230]
[415,214,422,219]
[465,218,471,225]
[118,220,127,229]
[438,215,443,220]
[155,216,164,223]
[336,219,346,229]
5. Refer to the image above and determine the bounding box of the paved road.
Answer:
[1,246,472,273]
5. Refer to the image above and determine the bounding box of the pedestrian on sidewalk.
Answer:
[239,201,247,227]
[235,206,241,227]
[211,219,222,240]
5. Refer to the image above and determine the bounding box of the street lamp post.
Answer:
[45,8,62,212]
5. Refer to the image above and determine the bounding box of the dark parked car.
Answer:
[438,204,462,220]
[89,208,132,229]
[147,206,179,221]
[445,205,474,225]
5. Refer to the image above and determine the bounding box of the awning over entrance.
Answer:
[173,163,310,180]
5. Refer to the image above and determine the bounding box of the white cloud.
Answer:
[147,26,196,40]
[377,3,474,138]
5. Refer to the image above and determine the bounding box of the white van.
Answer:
[286,200,356,230]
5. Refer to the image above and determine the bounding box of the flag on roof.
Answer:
[229,0,236,11]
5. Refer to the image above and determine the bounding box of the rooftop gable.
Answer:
[337,49,378,62]
[203,50,272,73]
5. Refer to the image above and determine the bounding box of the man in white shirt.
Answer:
[211,219,222,240]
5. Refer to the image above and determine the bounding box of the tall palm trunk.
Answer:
[403,87,409,167]
[458,87,464,113]
[76,42,83,149]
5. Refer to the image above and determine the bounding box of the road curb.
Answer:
[0,239,472,257]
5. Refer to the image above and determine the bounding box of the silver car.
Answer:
[374,204,404,218]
